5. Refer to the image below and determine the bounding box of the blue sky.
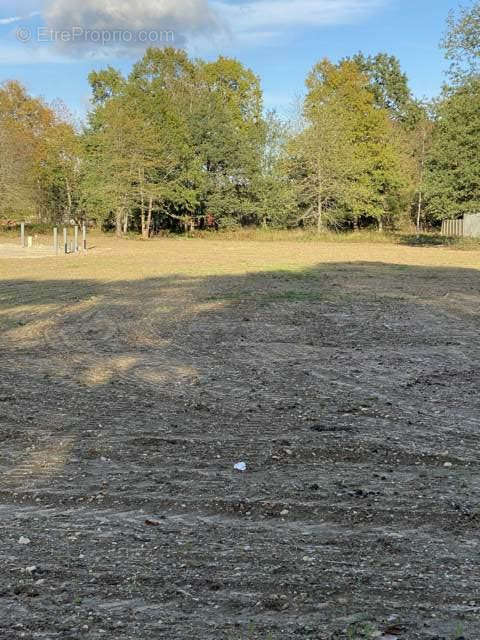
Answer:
[0,0,457,120]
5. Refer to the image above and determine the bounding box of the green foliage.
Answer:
[5,18,480,235]
[0,81,80,224]
[345,52,416,124]
[425,79,480,220]
[287,58,412,232]
[442,1,480,80]
[82,48,270,234]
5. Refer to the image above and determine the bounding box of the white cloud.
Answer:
[42,0,221,55]
[0,16,22,25]
[5,0,387,58]
[0,11,40,25]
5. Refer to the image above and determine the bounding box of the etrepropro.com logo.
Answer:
[16,26,175,46]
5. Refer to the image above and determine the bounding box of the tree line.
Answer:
[1,3,480,235]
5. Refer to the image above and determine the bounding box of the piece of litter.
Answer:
[18,536,31,545]
[280,509,289,516]
[444,462,453,468]
[234,462,247,472]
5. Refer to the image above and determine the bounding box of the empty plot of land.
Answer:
[0,237,479,640]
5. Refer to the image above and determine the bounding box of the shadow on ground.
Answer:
[398,233,480,249]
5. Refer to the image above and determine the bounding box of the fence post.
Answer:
[20,222,25,247]
[53,227,58,256]
[74,225,79,253]
[82,224,87,252]
[63,227,68,254]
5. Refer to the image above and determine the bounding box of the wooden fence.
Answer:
[441,219,464,237]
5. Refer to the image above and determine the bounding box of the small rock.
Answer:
[145,519,161,527]
[280,509,289,516]
[234,462,247,472]
[18,537,31,545]
[444,462,453,468]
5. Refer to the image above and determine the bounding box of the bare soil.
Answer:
[0,237,479,640]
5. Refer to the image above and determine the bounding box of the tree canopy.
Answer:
[2,18,480,235]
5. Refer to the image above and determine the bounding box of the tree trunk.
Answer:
[317,167,323,233]
[65,177,72,222]
[416,190,423,235]
[416,129,426,235]
[115,209,123,237]
[139,168,146,238]
[145,196,153,239]
[317,194,323,233]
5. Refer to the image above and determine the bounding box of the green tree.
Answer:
[425,80,480,221]
[408,102,434,232]
[194,56,266,228]
[83,96,141,234]
[0,81,80,223]
[442,1,480,80]
[252,111,297,228]
[293,59,410,231]
[84,49,199,235]
[346,52,416,124]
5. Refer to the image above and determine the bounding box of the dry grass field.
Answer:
[1,234,480,639]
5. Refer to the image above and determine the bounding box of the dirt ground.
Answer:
[0,236,479,640]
